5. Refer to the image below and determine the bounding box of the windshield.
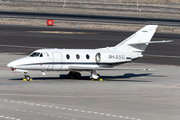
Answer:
[29,52,40,57]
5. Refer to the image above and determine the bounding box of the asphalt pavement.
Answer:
[0,24,180,120]
[0,24,179,65]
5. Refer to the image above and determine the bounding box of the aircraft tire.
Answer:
[75,73,81,79]
[25,75,31,81]
[97,74,100,77]
[68,71,73,76]
[97,74,101,80]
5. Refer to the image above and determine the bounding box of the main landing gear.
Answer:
[68,71,82,79]
[68,70,103,81]
[23,72,33,81]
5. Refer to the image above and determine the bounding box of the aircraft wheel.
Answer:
[97,74,103,81]
[68,71,73,76]
[75,73,81,79]
[25,75,31,81]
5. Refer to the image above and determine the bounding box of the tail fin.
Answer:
[115,25,158,57]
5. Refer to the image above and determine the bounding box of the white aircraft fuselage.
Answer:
[8,48,132,71]
[7,25,171,81]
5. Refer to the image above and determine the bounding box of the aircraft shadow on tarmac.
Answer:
[9,73,166,82]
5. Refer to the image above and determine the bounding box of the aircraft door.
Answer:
[53,52,62,70]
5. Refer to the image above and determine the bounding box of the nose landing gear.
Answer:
[23,72,33,81]
[90,70,103,81]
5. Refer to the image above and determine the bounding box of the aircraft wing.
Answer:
[68,66,154,71]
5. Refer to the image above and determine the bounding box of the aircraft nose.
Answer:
[7,62,15,68]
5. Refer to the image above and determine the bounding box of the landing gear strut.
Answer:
[68,71,81,79]
[23,72,33,81]
[90,70,103,81]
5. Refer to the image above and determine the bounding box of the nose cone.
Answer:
[7,57,29,69]
[7,62,15,68]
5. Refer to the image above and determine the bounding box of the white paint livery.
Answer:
[7,25,171,81]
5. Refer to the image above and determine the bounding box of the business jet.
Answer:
[7,25,171,81]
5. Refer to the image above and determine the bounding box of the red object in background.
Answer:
[47,20,54,26]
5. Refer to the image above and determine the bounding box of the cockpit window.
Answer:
[29,52,40,57]
[30,52,49,57]
[40,53,43,57]
[42,52,49,57]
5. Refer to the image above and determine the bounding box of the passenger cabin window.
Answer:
[86,54,90,59]
[29,52,40,57]
[66,54,70,59]
[76,54,80,59]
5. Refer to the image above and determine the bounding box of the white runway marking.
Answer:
[0,115,21,120]
[87,111,92,113]
[112,115,117,117]
[0,98,142,120]
[93,112,98,114]
[80,110,85,112]
[74,109,79,111]
[0,106,76,120]
[100,113,105,115]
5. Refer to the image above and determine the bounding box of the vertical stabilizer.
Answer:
[115,25,158,57]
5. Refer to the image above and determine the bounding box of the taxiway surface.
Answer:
[1,53,180,120]
[0,25,179,65]
[0,25,180,120]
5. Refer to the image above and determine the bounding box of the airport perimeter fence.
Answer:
[59,0,180,13]
[51,0,180,4]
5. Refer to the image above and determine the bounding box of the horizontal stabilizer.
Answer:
[128,40,173,45]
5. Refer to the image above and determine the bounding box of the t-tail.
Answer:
[113,25,158,59]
